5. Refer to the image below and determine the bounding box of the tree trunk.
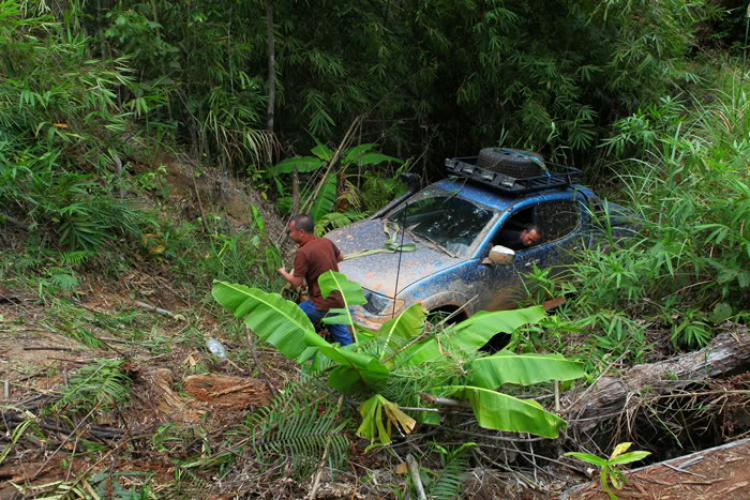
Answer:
[265,0,275,166]
[563,326,750,436]
[291,167,300,215]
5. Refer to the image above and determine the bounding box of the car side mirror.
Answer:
[482,245,515,265]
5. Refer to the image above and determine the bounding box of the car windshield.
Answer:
[387,193,495,256]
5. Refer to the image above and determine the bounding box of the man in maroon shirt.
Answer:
[277,214,353,346]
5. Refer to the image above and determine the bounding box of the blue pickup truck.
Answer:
[326,148,633,331]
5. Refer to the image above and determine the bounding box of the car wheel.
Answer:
[426,307,466,329]
[477,148,546,178]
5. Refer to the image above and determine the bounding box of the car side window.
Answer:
[535,200,580,243]
[491,206,534,251]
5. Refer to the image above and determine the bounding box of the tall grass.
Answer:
[525,65,750,366]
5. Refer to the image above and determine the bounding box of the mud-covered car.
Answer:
[326,148,634,331]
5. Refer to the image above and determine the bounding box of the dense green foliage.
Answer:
[213,271,585,440]
[520,69,750,371]
[5,0,731,173]
[1,0,750,495]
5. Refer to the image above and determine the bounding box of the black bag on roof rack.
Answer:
[445,149,582,196]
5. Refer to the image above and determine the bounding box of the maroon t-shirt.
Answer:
[293,236,346,311]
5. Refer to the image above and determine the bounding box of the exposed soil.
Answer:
[566,439,750,499]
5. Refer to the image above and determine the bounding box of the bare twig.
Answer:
[246,325,278,396]
[0,213,29,230]
[663,462,706,478]
[309,395,344,500]
[299,117,361,216]
[135,301,184,321]
[192,171,211,234]
[31,402,102,481]
[23,346,75,351]
[406,453,427,500]
[420,393,471,408]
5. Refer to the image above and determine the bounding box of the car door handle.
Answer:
[524,258,540,268]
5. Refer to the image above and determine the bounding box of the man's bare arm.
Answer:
[277,268,304,287]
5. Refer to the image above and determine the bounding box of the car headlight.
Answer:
[363,289,404,315]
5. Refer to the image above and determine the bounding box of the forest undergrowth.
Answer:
[1,0,750,498]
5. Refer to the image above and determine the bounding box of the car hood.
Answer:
[326,218,461,298]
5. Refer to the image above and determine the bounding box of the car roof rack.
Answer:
[445,155,583,196]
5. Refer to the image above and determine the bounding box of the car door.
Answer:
[521,197,584,277]
[472,195,584,311]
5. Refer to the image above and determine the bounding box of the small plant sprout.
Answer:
[565,442,651,500]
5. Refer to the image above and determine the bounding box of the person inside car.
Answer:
[497,224,541,251]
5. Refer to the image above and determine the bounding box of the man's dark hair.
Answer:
[290,214,315,234]
[524,224,541,234]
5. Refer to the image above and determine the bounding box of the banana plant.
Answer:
[212,271,585,443]
[269,141,403,221]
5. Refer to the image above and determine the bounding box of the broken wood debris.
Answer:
[134,300,185,321]
[562,328,750,434]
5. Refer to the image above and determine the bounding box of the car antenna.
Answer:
[391,200,408,319]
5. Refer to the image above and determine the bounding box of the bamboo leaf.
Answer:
[564,452,608,467]
[610,442,632,459]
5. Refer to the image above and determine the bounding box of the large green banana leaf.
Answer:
[321,346,390,394]
[212,281,330,360]
[270,156,323,175]
[319,270,366,329]
[312,141,334,161]
[468,351,585,389]
[442,385,566,438]
[375,303,426,361]
[342,143,376,164]
[403,306,546,366]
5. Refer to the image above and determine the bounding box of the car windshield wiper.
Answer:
[404,225,457,259]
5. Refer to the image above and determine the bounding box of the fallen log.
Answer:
[563,325,750,436]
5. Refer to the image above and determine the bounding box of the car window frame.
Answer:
[532,198,583,246]
[385,186,500,258]
[477,193,584,257]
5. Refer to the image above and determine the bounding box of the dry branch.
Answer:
[563,327,750,434]
[135,301,184,321]
[406,454,427,500]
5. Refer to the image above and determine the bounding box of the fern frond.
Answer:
[56,359,130,412]
[315,211,369,236]
[47,267,79,292]
[61,250,90,266]
[246,384,349,480]
[429,447,471,500]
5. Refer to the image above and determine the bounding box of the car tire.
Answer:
[477,148,546,178]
